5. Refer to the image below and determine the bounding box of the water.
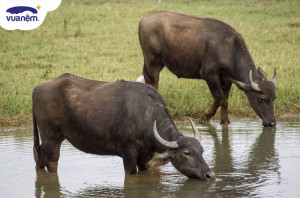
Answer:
[1,120,300,198]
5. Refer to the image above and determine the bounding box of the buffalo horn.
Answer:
[258,67,267,79]
[153,121,178,148]
[249,70,261,92]
[188,117,200,141]
[271,68,277,86]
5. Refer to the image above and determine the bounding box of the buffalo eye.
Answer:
[258,96,268,103]
[183,150,192,156]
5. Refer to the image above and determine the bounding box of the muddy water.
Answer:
[1,120,300,198]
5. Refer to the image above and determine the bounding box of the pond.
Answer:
[1,120,300,198]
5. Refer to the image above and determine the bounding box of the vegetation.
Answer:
[1,0,299,126]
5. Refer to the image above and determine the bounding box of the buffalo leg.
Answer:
[137,153,153,171]
[220,83,232,125]
[123,147,138,174]
[39,140,63,172]
[37,125,64,172]
[143,55,163,90]
[204,75,224,121]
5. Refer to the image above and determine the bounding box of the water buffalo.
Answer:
[32,73,215,181]
[137,11,277,127]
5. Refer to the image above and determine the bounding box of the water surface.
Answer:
[1,120,300,198]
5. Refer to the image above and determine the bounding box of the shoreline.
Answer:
[1,114,299,133]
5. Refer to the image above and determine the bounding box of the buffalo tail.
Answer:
[33,109,40,163]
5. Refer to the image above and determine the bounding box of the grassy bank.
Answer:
[1,0,299,126]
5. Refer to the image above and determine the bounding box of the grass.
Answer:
[0,0,299,126]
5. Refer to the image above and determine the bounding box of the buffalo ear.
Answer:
[146,150,175,169]
[231,79,252,91]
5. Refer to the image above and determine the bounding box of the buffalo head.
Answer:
[232,68,277,127]
[152,118,215,181]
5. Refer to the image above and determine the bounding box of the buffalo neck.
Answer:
[154,108,182,151]
[233,36,258,84]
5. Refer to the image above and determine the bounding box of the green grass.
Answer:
[1,0,299,126]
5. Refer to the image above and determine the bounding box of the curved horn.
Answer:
[249,70,261,92]
[153,121,178,148]
[271,68,277,86]
[231,78,251,91]
[258,67,267,79]
[188,117,200,141]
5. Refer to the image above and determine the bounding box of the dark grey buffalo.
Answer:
[32,73,215,181]
[137,11,277,127]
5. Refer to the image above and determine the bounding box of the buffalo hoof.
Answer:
[46,161,58,172]
[200,113,210,122]
[263,122,276,127]
[220,119,231,126]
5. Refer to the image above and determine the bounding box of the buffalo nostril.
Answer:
[206,171,215,180]
[269,122,276,127]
